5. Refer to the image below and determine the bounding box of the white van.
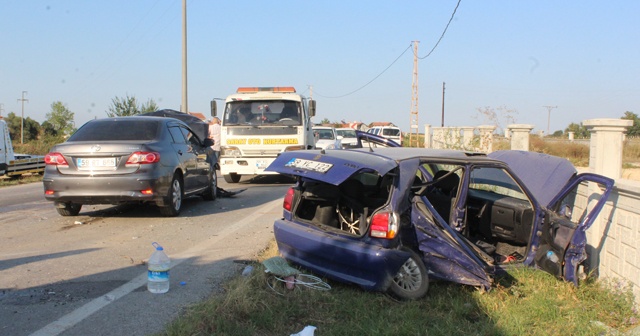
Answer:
[367,126,403,146]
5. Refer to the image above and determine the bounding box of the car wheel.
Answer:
[388,248,429,300]
[202,169,218,201]
[55,202,82,216]
[159,175,183,217]
[223,173,241,183]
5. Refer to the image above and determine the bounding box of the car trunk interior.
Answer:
[291,173,391,235]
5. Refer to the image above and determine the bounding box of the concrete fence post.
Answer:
[477,125,496,153]
[424,124,432,148]
[583,118,633,179]
[507,124,535,151]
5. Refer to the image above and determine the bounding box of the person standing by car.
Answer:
[207,117,221,169]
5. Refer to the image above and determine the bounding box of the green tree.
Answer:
[621,111,639,136]
[564,122,590,138]
[106,95,158,117]
[3,112,40,142]
[45,101,75,137]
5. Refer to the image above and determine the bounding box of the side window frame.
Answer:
[168,126,187,144]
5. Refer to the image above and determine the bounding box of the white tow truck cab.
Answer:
[210,87,316,183]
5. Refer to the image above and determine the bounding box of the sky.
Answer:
[1,1,638,135]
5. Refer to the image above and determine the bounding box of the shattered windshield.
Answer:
[222,101,302,126]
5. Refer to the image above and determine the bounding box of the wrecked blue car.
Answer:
[265,148,614,300]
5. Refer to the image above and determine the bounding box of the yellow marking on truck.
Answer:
[248,138,261,145]
[227,138,247,145]
[263,138,299,145]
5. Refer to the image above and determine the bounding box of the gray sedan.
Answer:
[43,116,217,217]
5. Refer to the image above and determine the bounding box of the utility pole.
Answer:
[17,91,29,144]
[409,41,419,147]
[0,103,4,117]
[441,82,445,127]
[543,105,557,136]
[181,0,188,113]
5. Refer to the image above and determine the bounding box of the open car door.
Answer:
[412,195,494,289]
[489,150,615,284]
[532,173,614,284]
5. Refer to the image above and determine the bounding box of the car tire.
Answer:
[202,169,218,201]
[223,173,241,183]
[56,202,82,216]
[387,248,429,300]
[159,175,183,217]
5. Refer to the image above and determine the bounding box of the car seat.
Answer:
[425,170,459,223]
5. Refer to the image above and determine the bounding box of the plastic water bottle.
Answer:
[546,250,559,263]
[147,242,170,293]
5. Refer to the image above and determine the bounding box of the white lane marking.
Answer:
[30,199,282,336]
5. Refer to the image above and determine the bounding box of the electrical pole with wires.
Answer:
[543,105,557,136]
[181,0,188,113]
[17,91,28,144]
[409,41,419,147]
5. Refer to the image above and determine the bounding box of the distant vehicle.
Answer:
[335,128,358,148]
[266,148,613,300]
[353,130,400,148]
[211,87,316,183]
[367,126,403,146]
[43,116,216,217]
[0,120,45,178]
[312,126,342,150]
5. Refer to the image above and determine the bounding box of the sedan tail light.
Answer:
[126,152,160,165]
[283,187,295,212]
[369,211,398,239]
[44,152,68,166]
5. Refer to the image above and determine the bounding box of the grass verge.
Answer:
[160,241,639,336]
[0,174,43,187]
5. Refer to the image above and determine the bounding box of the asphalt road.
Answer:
[0,174,293,336]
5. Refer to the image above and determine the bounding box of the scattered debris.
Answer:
[217,187,246,198]
[290,325,316,336]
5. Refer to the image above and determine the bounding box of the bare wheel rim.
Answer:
[171,179,182,210]
[393,258,423,291]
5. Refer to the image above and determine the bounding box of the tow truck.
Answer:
[210,87,316,183]
[0,119,45,178]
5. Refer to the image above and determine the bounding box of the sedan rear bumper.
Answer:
[43,174,170,205]
[274,218,409,292]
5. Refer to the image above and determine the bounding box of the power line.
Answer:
[418,0,462,60]
[314,43,413,99]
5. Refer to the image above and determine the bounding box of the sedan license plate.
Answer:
[285,158,333,173]
[77,157,116,169]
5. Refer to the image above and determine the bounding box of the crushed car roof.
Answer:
[488,150,577,207]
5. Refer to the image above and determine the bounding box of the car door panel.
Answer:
[412,196,493,289]
[535,173,614,283]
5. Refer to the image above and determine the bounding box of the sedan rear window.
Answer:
[69,120,161,141]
